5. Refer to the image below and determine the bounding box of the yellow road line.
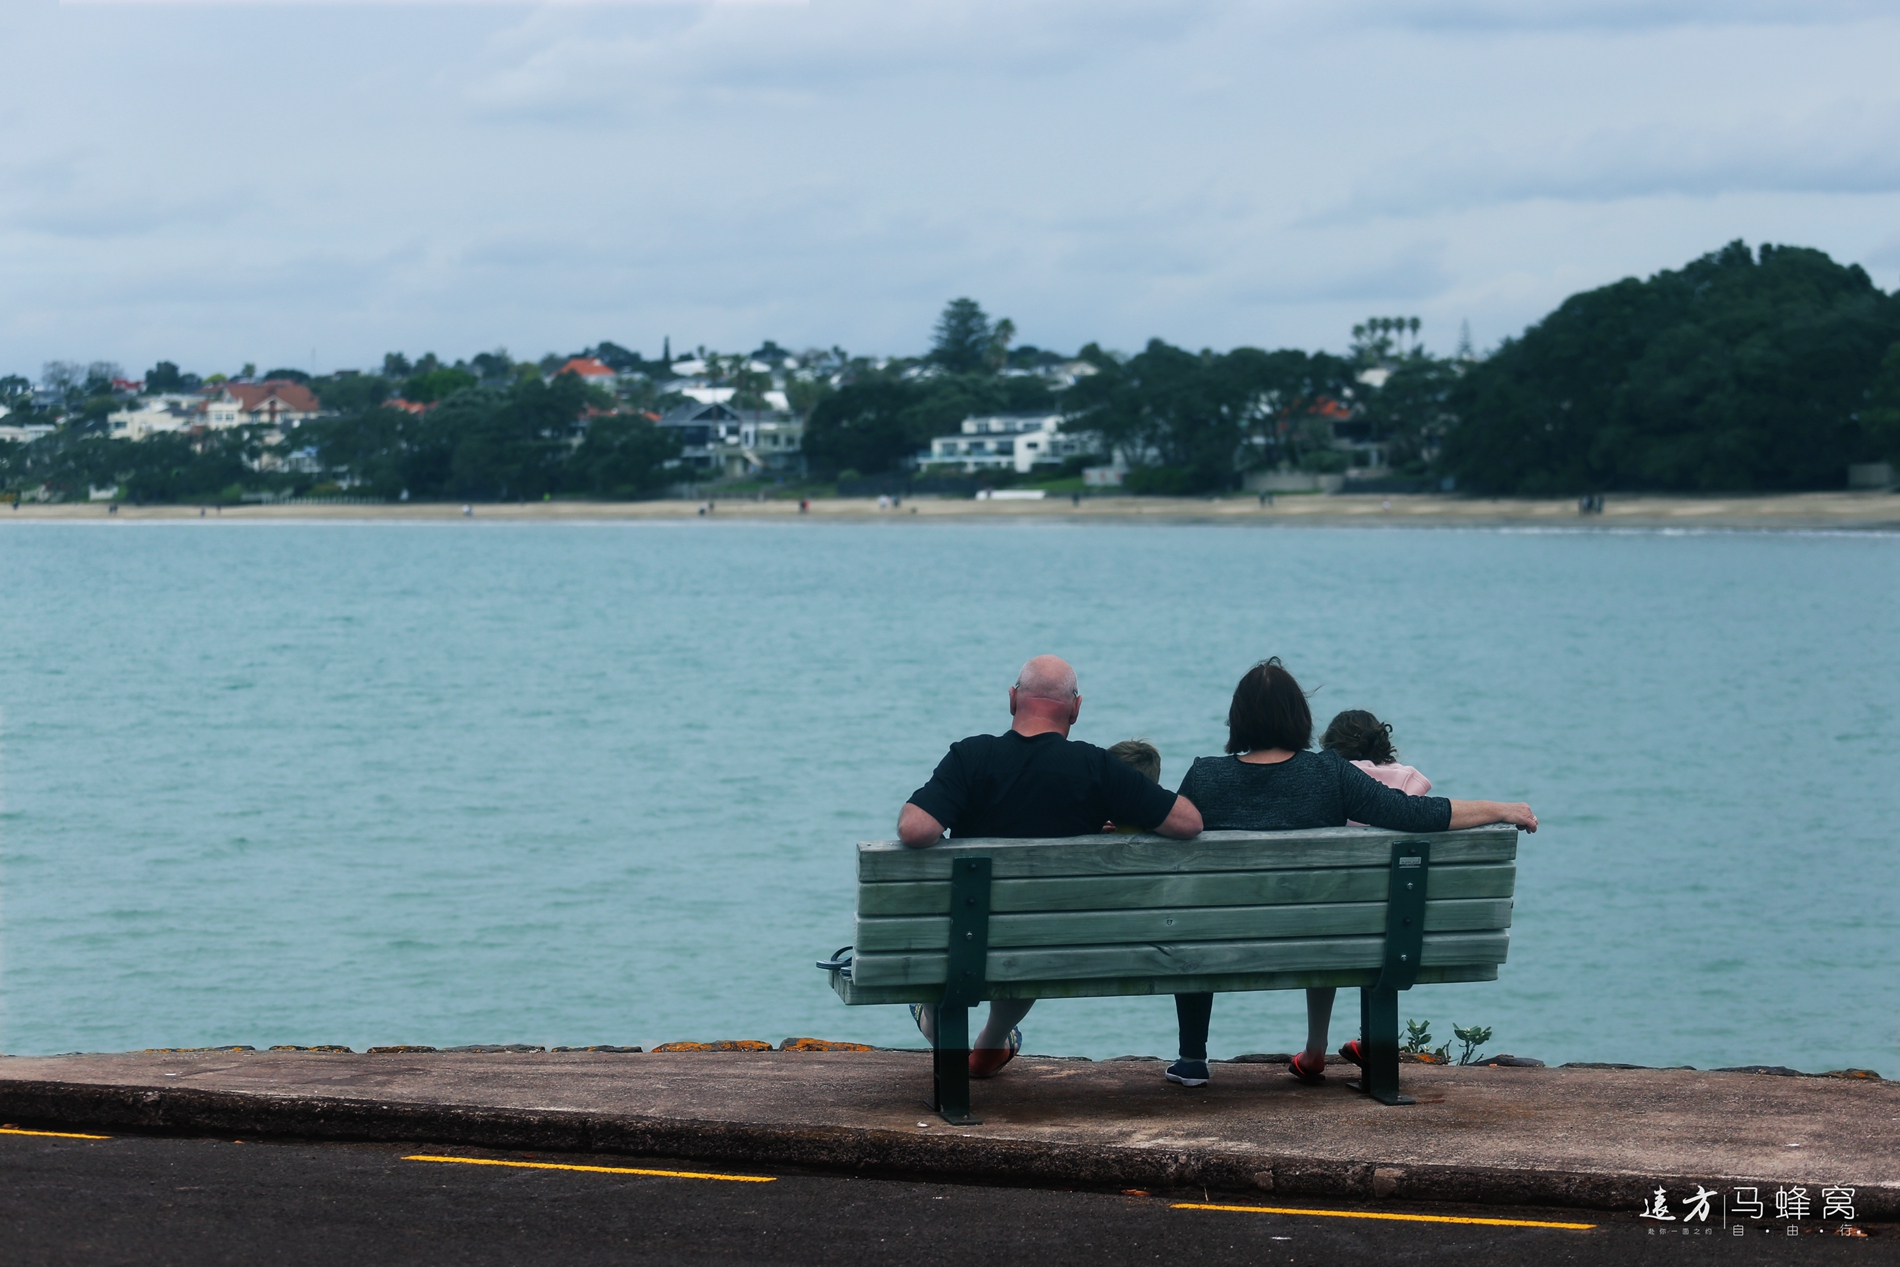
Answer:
[1173,1202,1595,1230]
[403,1155,776,1183]
[0,1127,112,1140]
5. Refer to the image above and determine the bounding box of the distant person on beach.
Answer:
[1164,659,1536,1090]
[1321,710,1431,824]
[898,656,1203,1078]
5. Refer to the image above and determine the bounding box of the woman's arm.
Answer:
[1338,757,1454,833]
[1448,799,1538,832]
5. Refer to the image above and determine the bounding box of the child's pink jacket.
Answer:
[1352,761,1432,796]
[1348,761,1432,825]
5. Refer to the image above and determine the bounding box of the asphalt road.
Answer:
[0,1127,1886,1266]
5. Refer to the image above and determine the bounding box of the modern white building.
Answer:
[922,413,1097,475]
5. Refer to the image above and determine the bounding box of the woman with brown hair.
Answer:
[1163,659,1537,1089]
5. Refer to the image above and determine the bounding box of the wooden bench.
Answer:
[819,825,1518,1123]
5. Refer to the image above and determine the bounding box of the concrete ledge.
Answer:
[3,1050,1895,1218]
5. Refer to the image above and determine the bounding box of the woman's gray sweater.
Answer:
[1175,749,1452,833]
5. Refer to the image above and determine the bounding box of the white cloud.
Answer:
[5,0,1899,374]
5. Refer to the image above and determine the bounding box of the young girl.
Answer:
[1322,710,1431,799]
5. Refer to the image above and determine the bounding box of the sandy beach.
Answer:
[6,489,1898,530]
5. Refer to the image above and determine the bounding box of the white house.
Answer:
[106,395,201,441]
[922,413,1097,475]
[202,380,323,430]
[0,421,56,444]
[656,401,803,479]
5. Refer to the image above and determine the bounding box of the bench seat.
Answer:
[822,825,1518,1121]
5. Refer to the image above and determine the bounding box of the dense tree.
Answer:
[310,372,393,414]
[1441,241,1900,493]
[382,352,413,377]
[403,366,479,404]
[145,361,186,392]
[586,342,642,373]
[1065,341,1355,492]
[262,368,311,384]
[1358,355,1461,474]
[928,298,1014,374]
[469,350,516,381]
[1863,342,1900,464]
[803,380,926,476]
[569,414,679,497]
[290,370,672,501]
[2,428,259,503]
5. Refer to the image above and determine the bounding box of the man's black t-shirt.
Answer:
[907,731,1179,838]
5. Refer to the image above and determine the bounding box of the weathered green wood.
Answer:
[855,863,1516,917]
[857,826,1518,882]
[836,967,1497,1006]
[849,930,1509,988]
[832,963,1500,1006]
[855,897,1513,952]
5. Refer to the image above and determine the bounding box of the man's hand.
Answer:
[897,802,946,848]
[1153,795,1203,840]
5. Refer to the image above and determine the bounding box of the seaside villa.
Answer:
[921,413,1098,475]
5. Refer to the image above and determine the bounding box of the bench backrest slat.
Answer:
[856,896,1512,953]
[856,861,1516,916]
[857,826,1516,882]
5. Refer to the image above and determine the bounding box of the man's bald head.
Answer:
[1014,655,1078,702]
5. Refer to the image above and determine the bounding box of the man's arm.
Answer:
[1152,794,1202,840]
[898,801,946,848]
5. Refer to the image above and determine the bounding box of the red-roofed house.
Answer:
[203,380,323,429]
[555,358,619,389]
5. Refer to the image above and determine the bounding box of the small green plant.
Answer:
[1401,1018,1452,1062]
[1453,1024,1494,1066]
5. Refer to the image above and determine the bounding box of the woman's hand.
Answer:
[1448,799,1538,833]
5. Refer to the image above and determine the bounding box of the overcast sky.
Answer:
[6,0,1899,377]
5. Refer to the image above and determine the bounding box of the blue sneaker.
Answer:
[1165,1059,1210,1087]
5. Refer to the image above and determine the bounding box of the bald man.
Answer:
[898,655,1202,1076]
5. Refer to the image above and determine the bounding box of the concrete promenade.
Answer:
[3,1048,1893,1218]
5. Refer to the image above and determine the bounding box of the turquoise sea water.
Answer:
[2,519,1896,1073]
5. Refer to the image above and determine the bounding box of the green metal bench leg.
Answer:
[1354,986,1411,1105]
[931,1003,979,1125]
[927,856,991,1125]
[1350,839,1428,1106]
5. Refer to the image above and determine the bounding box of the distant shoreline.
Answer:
[6,490,1899,532]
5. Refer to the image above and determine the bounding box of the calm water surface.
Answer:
[2,519,1895,1073]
